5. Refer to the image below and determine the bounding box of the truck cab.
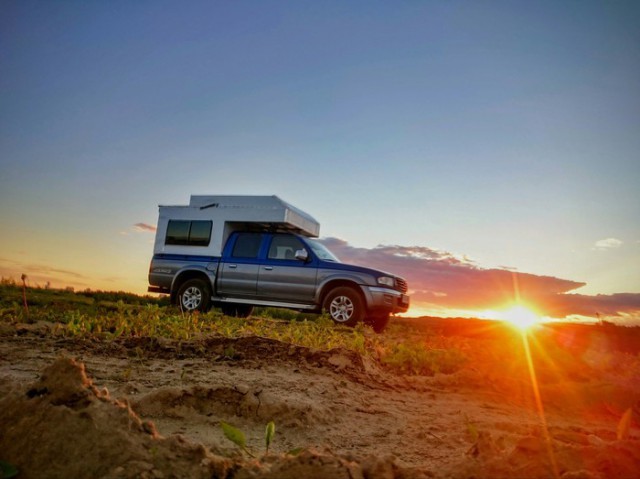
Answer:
[148,195,409,331]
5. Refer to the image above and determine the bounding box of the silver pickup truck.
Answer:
[148,195,409,331]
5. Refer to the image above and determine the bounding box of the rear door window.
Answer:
[231,233,263,258]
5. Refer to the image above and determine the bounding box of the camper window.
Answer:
[165,220,212,246]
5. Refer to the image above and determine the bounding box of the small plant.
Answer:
[265,421,275,454]
[220,421,254,457]
[220,420,277,457]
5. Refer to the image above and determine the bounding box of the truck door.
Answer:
[257,234,318,303]
[217,233,263,297]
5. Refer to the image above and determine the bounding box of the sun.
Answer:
[500,305,541,331]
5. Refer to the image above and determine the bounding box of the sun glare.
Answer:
[500,305,541,331]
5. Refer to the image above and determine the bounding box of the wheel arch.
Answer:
[318,278,366,308]
[170,268,214,304]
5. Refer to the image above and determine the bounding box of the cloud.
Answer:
[0,257,86,280]
[0,257,90,290]
[134,223,156,233]
[542,293,640,318]
[0,258,85,279]
[319,238,640,320]
[593,238,623,250]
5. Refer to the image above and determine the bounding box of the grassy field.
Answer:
[0,278,468,376]
[4,277,639,381]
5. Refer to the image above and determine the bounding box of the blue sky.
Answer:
[1,1,639,320]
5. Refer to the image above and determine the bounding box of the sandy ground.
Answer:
[1,319,639,478]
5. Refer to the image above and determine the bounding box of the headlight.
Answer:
[377,276,395,288]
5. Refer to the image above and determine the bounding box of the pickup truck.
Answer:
[147,195,410,331]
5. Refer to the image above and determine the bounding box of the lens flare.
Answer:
[501,305,540,330]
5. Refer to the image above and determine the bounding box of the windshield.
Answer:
[307,239,340,262]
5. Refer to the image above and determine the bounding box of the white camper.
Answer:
[153,195,320,258]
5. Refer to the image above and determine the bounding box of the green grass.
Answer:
[0,278,468,376]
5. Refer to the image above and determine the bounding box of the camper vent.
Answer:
[199,203,220,210]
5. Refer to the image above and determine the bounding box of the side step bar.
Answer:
[214,297,317,310]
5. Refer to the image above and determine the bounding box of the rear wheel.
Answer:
[177,279,211,312]
[220,304,254,318]
[323,287,365,327]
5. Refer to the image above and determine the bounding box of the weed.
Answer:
[265,421,275,454]
[220,420,277,457]
[220,421,254,457]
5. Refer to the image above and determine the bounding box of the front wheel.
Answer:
[177,279,211,312]
[323,287,365,327]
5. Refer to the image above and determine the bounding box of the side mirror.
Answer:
[295,249,309,262]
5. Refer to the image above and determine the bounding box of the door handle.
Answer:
[263,266,273,271]
[227,264,237,269]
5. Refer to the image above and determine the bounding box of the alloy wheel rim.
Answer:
[330,296,354,322]
[182,287,202,310]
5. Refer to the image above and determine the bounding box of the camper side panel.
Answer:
[154,206,225,256]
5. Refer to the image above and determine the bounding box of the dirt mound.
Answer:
[133,384,330,428]
[35,334,382,378]
[125,335,380,376]
[0,357,407,479]
[0,357,233,479]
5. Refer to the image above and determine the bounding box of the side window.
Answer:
[268,235,305,260]
[231,233,263,258]
[166,220,190,245]
[189,221,212,246]
[165,220,212,246]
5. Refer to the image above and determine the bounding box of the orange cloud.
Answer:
[320,238,640,321]
[134,223,156,232]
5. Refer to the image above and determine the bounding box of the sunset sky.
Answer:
[1,1,639,322]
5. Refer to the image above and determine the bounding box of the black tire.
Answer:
[323,286,365,327]
[220,304,254,318]
[366,314,390,333]
[177,278,211,312]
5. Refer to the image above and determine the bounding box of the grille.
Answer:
[395,277,408,293]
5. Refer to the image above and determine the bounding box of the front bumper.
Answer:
[366,286,410,314]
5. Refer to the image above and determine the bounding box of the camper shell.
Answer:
[154,195,320,257]
[148,194,409,332]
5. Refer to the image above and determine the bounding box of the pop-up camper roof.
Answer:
[154,195,320,257]
[186,195,320,237]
